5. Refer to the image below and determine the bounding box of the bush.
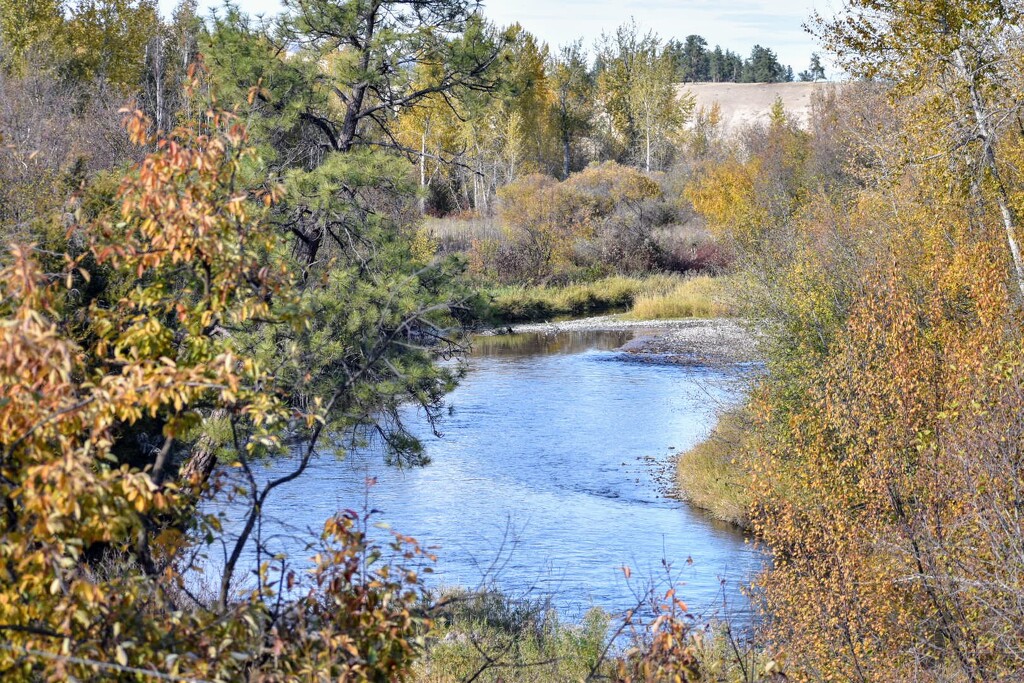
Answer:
[482,163,717,283]
[495,173,594,282]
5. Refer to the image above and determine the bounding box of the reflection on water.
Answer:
[472,330,637,357]
[207,330,762,621]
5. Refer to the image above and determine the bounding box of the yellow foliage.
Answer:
[0,110,432,681]
[686,158,766,245]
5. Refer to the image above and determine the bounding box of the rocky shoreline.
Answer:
[489,315,759,366]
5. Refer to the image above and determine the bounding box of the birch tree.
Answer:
[596,21,692,172]
[549,40,595,178]
[816,0,1024,298]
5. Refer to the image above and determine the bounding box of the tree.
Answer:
[742,44,790,83]
[596,21,692,171]
[394,62,467,214]
[707,45,726,82]
[0,109,438,681]
[203,1,504,261]
[677,35,710,82]
[0,0,64,71]
[141,0,201,132]
[278,0,503,156]
[798,52,826,81]
[549,40,595,178]
[815,0,1024,298]
[681,5,1024,676]
[493,24,554,181]
[0,0,159,90]
[708,45,743,82]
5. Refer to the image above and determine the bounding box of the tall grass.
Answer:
[625,275,729,320]
[485,274,731,323]
[416,590,612,682]
[675,407,754,530]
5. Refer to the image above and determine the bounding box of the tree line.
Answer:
[664,35,817,84]
[0,1,809,217]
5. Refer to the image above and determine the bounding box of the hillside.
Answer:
[680,81,836,129]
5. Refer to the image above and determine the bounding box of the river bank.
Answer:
[490,315,759,367]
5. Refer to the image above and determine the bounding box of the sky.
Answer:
[158,0,837,75]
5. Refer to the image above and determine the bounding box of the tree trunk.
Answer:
[645,124,651,173]
[178,410,228,497]
[562,133,571,180]
[179,434,218,495]
[955,49,1024,300]
[337,3,380,151]
[419,126,428,215]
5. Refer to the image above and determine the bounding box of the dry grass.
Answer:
[675,406,754,529]
[485,274,735,324]
[422,215,503,254]
[625,275,731,320]
[486,274,683,323]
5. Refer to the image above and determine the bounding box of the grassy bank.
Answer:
[675,406,755,530]
[416,589,773,682]
[416,590,611,682]
[485,274,731,324]
[624,275,729,320]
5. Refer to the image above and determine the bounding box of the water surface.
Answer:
[209,330,761,620]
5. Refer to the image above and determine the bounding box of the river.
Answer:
[206,329,762,622]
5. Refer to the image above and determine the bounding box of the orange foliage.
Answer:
[0,110,432,681]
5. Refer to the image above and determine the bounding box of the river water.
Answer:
[207,330,762,621]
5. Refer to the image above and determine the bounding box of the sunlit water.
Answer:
[203,330,762,621]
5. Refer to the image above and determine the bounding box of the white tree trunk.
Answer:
[419,123,428,215]
[955,49,1024,300]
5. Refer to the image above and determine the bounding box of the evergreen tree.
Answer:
[708,45,726,81]
[742,44,789,82]
[724,49,744,81]
[798,52,827,81]
[678,34,710,81]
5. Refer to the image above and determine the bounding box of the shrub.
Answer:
[496,173,593,282]
[486,163,703,283]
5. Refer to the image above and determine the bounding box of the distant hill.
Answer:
[679,82,837,130]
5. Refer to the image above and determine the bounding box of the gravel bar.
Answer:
[487,316,760,366]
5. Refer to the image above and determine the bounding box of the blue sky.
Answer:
[158,0,837,74]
